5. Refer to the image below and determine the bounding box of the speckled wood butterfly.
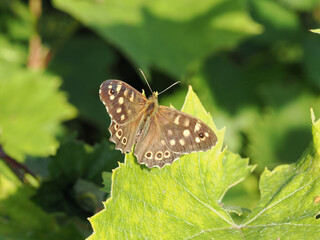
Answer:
[99,76,218,168]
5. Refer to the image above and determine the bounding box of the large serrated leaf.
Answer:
[53,0,262,78]
[239,110,320,238]
[88,89,320,239]
[88,86,255,239]
[0,68,76,160]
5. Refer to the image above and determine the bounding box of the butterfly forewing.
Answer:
[100,80,147,124]
[156,106,218,154]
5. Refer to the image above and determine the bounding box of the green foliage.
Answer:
[0,161,83,240]
[1,0,320,239]
[32,137,121,217]
[48,35,117,129]
[0,69,76,160]
[53,0,262,78]
[241,110,320,238]
[311,29,320,34]
[88,89,320,239]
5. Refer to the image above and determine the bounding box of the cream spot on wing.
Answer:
[116,129,123,139]
[119,97,124,105]
[116,108,122,113]
[145,151,153,159]
[130,92,134,102]
[183,119,190,127]
[116,84,121,93]
[120,114,125,121]
[108,85,112,89]
[110,95,115,101]
[164,150,170,158]
[179,139,185,146]
[170,139,176,146]
[194,122,201,132]
[124,89,129,97]
[195,137,200,143]
[168,130,173,136]
[161,140,166,145]
[205,132,209,137]
[174,115,180,125]
[183,129,190,137]
[128,109,132,115]
[155,151,163,161]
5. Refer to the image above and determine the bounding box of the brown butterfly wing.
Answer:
[134,116,181,168]
[157,106,218,153]
[99,80,147,124]
[100,80,146,153]
[108,119,142,153]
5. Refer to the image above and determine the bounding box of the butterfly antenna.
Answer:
[139,69,153,94]
[158,81,180,95]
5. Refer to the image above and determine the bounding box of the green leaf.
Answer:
[101,171,112,194]
[0,36,28,68]
[304,34,320,89]
[0,0,33,41]
[88,87,255,239]
[249,0,300,44]
[247,89,320,170]
[0,68,76,160]
[88,89,320,238]
[48,34,117,129]
[33,137,122,216]
[53,0,261,78]
[310,29,320,34]
[240,110,320,238]
[0,161,83,240]
[280,0,320,11]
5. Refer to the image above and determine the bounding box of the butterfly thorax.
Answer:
[135,93,159,143]
[145,92,159,116]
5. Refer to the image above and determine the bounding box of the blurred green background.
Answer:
[0,0,320,238]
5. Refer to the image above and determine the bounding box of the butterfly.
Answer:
[99,79,218,168]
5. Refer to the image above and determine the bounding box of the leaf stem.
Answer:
[0,144,37,183]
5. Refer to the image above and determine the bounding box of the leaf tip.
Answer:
[309,29,320,34]
[311,108,316,124]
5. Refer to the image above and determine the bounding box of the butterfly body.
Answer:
[100,80,217,168]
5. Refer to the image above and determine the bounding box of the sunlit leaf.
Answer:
[310,29,320,34]
[88,87,255,239]
[0,68,76,160]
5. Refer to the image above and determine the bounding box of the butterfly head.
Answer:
[147,91,159,104]
[152,91,159,99]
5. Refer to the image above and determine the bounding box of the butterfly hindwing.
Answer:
[134,116,181,168]
[100,80,147,124]
[157,106,218,153]
[109,119,141,153]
